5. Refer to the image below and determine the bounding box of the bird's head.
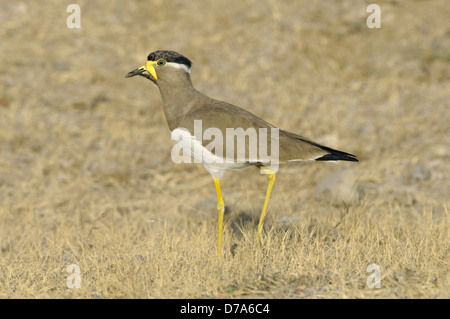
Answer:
[126,50,192,84]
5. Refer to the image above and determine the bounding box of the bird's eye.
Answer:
[156,59,166,67]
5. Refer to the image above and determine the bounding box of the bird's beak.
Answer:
[126,61,158,80]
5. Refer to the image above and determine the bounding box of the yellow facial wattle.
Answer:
[145,61,158,80]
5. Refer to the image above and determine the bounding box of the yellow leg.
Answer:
[257,169,276,245]
[214,177,225,260]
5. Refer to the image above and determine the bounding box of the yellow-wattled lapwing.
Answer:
[126,50,358,259]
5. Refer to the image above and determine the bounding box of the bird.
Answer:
[126,50,358,259]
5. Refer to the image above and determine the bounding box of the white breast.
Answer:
[170,127,248,178]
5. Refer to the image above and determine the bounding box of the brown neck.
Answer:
[156,72,200,130]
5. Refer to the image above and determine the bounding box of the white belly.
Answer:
[170,127,250,178]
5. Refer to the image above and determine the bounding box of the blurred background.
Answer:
[0,0,448,298]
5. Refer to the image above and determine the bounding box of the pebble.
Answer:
[315,167,358,203]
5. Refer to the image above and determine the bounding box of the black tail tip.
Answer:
[315,153,359,162]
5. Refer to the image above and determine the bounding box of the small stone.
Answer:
[315,167,358,203]
[278,216,300,227]
[409,163,430,182]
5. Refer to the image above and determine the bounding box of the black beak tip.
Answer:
[125,68,144,78]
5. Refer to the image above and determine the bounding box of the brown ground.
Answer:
[0,0,448,298]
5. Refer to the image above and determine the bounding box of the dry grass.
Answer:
[0,0,449,298]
